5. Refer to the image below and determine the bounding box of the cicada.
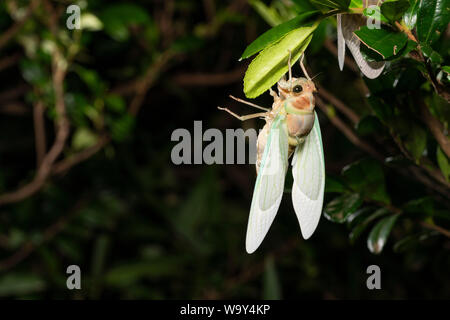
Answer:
[219,54,325,253]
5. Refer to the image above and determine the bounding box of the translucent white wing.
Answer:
[246,115,289,253]
[291,112,325,239]
[339,14,385,79]
[337,14,346,71]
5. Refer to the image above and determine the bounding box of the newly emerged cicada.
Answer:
[219,54,325,253]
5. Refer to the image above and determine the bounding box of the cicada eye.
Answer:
[293,85,302,93]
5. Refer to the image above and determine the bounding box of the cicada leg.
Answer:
[228,95,269,111]
[217,107,267,121]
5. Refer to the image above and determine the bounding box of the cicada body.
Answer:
[219,54,325,253]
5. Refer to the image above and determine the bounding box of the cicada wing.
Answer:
[246,115,289,253]
[291,112,325,239]
[337,14,346,71]
[340,12,385,79]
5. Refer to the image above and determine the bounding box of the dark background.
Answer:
[0,0,448,299]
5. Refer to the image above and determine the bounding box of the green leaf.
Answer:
[356,115,385,136]
[437,146,450,181]
[263,256,282,300]
[367,96,394,124]
[324,193,363,223]
[416,0,450,44]
[100,4,151,41]
[243,25,316,98]
[363,6,389,24]
[349,208,390,243]
[310,0,351,11]
[403,0,419,29]
[349,0,363,8]
[249,0,284,27]
[354,26,408,59]
[325,175,347,193]
[380,0,410,21]
[105,94,126,114]
[110,114,136,142]
[342,159,390,204]
[0,274,46,297]
[402,197,435,216]
[240,11,319,60]
[367,214,399,254]
[404,124,427,160]
[442,66,450,81]
[105,259,179,287]
[72,127,98,151]
[393,231,435,252]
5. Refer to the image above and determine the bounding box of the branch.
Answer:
[52,135,110,175]
[420,221,450,239]
[0,0,39,50]
[129,50,174,116]
[0,49,69,206]
[33,100,47,168]
[420,98,450,158]
[316,96,385,161]
[318,86,360,124]
[173,66,246,87]
[0,52,21,72]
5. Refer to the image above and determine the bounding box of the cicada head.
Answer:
[277,77,316,100]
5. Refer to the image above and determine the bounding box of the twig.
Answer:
[33,100,47,168]
[0,0,39,50]
[318,86,360,124]
[419,98,450,158]
[316,96,385,161]
[0,52,21,72]
[173,67,246,87]
[129,51,174,116]
[0,49,69,206]
[420,221,450,239]
[52,135,110,175]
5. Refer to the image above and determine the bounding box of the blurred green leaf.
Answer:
[402,197,434,216]
[437,146,450,181]
[403,0,419,29]
[110,114,135,142]
[100,3,151,41]
[393,231,436,252]
[367,214,399,254]
[404,124,426,160]
[349,208,390,243]
[342,159,390,204]
[325,175,347,193]
[324,193,363,223]
[0,274,46,297]
[105,259,180,287]
[105,94,126,114]
[380,0,410,21]
[263,256,282,300]
[72,127,98,151]
[356,115,385,136]
[310,0,351,11]
[416,0,450,45]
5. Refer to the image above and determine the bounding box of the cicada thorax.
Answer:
[256,76,317,173]
[280,79,316,143]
